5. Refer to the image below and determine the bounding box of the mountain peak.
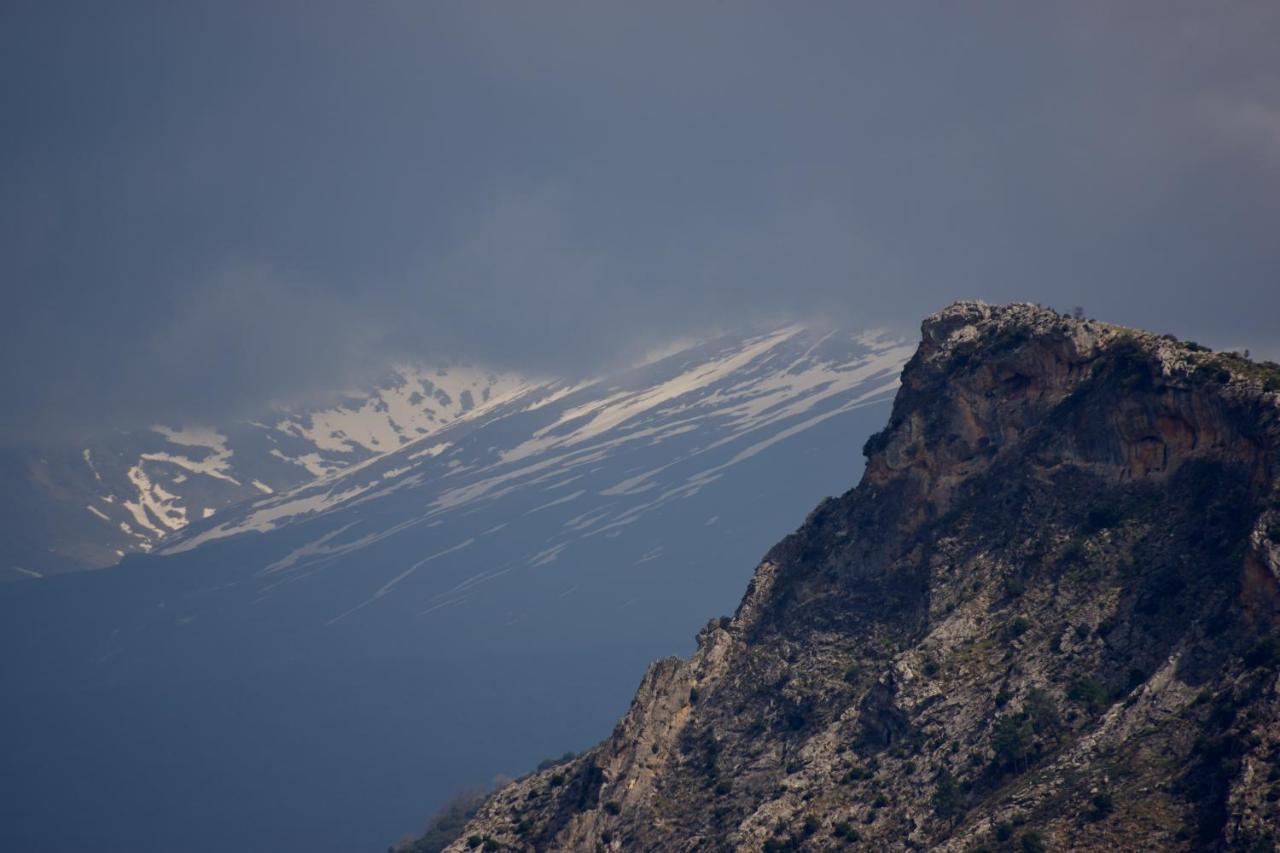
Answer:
[432,304,1280,853]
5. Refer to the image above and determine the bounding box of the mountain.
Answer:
[435,303,1280,852]
[0,365,527,578]
[0,324,911,853]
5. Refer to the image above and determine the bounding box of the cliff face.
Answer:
[438,303,1280,852]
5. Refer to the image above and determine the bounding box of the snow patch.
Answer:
[326,538,476,624]
[122,464,186,538]
[273,366,531,455]
[530,543,566,566]
[82,449,103,483]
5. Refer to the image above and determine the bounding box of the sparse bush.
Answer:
[841,766,871,783]
[1005,575,1028,598]
[932,769,965,820]
[831,820,859,841]
[992,714,1034,771]
[1024,687,1061,736]
[1194,361,1231,384]
[702,735,721,778]
[1004,617,1030,640]
[1058,538,1087,566]
[1090,791,1114,820]
[862,426,894,458]
[1021,832,1047,853]
[783,706,807,731]
[1104,337,1154,391]
[1068,676,1110,713]
[603,800,621,816]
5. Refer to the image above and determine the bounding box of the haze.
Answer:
[3,1,1278,441]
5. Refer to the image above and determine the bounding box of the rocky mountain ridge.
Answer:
[436,302,1280,852]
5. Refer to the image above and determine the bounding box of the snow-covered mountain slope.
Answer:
[160,326,907,566]
[0,324,911,853]
[0,366,529,578]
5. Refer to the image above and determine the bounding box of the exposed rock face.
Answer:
[438,303,1280,852]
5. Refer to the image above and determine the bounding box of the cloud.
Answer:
[143,266,388,415]
[1204,96,1280,168]
[2,1,1279,442]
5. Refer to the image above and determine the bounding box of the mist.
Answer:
[3,1,1279,441]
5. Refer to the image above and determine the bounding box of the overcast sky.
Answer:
[3,1,1278,442]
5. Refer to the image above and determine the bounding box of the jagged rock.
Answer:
[428,302,1280,852]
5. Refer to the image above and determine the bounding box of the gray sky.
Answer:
[3,1,1278,442]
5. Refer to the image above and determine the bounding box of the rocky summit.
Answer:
[428,302,1280,852]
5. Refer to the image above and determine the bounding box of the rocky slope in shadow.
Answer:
[434,302,1280,852]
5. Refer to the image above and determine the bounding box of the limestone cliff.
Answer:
[432,303,1280,852]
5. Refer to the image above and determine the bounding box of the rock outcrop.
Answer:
[432,303,1280,852]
